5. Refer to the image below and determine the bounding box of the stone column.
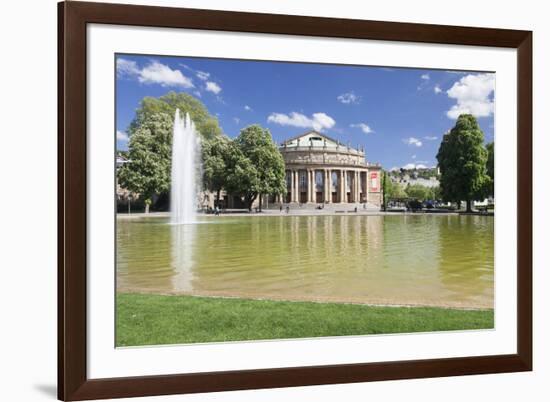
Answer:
[366,169,369,203]
[330,170,334,202]
[340,170,345,203]
[311,170,315,203]
[308,170,313,203]
[355,170,361,202]
[295,170,300,203]
[292,170,297,202]
[324,170,328,203]
[323,170,327,203]
[345,170,349,203]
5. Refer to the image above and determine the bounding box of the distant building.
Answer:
[275,131,383,207]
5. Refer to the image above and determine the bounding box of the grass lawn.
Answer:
[116,293,494,347]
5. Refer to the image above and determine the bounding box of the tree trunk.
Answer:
[216,189,221,208]
[145,203,150,214]
[466,200,473,213]
[259,193,263,212]
[246,193,257,212]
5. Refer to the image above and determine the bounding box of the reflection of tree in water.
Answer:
[377,215,441,304]
[118,215,493,307]
[116,218,173,292]
[437,215,494,308]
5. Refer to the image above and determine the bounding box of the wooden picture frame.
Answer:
[58,1,532,400]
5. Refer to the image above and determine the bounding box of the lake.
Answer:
[116,214,493,309]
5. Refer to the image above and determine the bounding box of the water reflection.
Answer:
[116,215,494,308]
[170,223,196,292]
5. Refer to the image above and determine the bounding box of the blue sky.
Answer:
[116,54,495,170]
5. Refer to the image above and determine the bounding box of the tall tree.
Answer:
[485,142,494,198]
[117,92,223,211]
[382,171,390,210]
[131,91,222,141]
[436,114,490,212]
[225,143,260,210]
[230,125,286,211]
[405,184,429,200]
[202,136,230,206]
[117,112,172,212]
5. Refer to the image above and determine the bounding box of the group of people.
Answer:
[205,205,221,215]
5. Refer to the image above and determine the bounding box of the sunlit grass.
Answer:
[116,293,494,347]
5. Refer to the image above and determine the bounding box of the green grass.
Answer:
[116,293,494,347]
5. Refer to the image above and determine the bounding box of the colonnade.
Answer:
[284,168,368,204]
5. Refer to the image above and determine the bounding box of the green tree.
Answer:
[117,113,172,212]
[131,92,222,141]
[393,182,407,199]
[225,143,260,210]
[405,184,429,200]
[202,136,231,206]
[384,179,407,199]
[117,92,223,212]
[485,142,494,198]
[382,171,390,210]
[429,186,442,200]
[436,114,490,212]
[230,125,286,211]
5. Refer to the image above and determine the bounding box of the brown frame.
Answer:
[58,1,532,400]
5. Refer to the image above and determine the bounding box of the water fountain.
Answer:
[171,109,201,224]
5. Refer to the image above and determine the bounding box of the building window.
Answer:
[299,171,307,190]
[331,171,338,191]
[315,171,324,191]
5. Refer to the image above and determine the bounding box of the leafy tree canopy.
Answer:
[201,135,231,200]
[229,125,286,210]
[117,112,172,204]
[405,184,429,200]
[130,91,222,142]
[118,92,223,207]
[485,142,494,198]
[436,114,491,211]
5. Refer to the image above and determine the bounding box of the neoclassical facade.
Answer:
[276,131,383,207]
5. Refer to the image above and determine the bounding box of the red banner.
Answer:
[370,172,379,192]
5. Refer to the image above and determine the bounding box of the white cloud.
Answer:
[434,85,442,94]
[193,90,202,98]
[117,58,194,88]
[337,92,360,104]
[403,137,423,147]
[412,154,417,159]
[423,135,438,141]
[350,123,374,134]
[116,58,139,76]
[196,70,210,81]
[267,112,336,132]
[138,61,194,88]
[233,117,240,124]
[116,130,128,142]
[421,74,430,80]
[390,166,400,171]
[205,81,222,94]
[416,164,428,169]
[244,105,252,111]
[446,73,495,119]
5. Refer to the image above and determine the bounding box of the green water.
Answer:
[117,214,494,308]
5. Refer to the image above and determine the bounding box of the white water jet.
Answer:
[171,109,201,224]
